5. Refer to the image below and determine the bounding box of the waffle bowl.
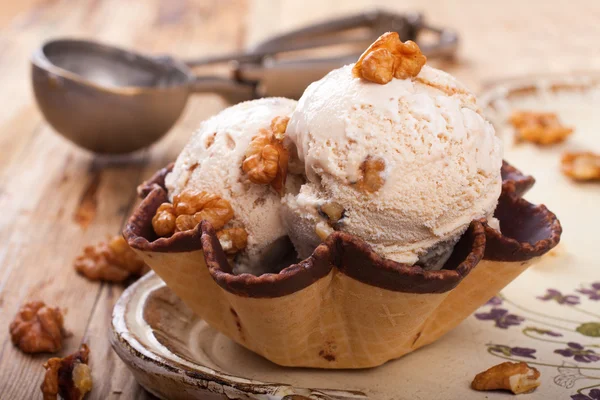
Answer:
[124,162,561,369]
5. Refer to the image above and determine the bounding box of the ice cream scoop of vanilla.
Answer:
[165,97,299,274]
[283,64,503,266]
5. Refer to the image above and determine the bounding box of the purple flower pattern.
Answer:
[555,342,600,363]
[486,296,503,306]
[478,286,600,400]
[488,344,537,359]
[577,282,600,301]
[475,308,524,329]
[571,389,600,400]
[537,289,580,305]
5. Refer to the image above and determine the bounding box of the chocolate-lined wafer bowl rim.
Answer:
[484,193,562,261]
[501,160,536,197]
[124,161,561,297]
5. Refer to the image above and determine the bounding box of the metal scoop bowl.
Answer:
[31,11,458,154]
[33,41,196,154]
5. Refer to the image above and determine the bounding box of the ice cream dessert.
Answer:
[125,32,561,369]
[283,33,502,268]
[162,97,298,274]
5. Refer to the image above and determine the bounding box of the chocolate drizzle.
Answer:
[124,161,561,298]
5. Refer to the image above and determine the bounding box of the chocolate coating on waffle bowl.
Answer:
[501,160,536,197]
[483,191,561,261]
[124,161,561,298]
[483,161,562,261]
[136,162,173,199]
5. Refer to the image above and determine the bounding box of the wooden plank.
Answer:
[0,0,244,398]
[66,0,249,399]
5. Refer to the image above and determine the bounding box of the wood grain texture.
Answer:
[1,0,600,398]
[0,0,245,399]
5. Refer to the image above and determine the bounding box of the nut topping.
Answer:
[150,190,247,254]
[152,203,176,237]
[355,156,386,193]
[509,111,573,145]
[472,362,540,394]
[318,202,345,223]
[242,116,290,194]
[41,344,92,400]
[175,214,198,232]
[217,228,248,255]
[561,151,600,181]
[74,235,148,282]
[173,189,234,231]
[352,32,426,84]
[10,301,66,354]
[315,221,334,241]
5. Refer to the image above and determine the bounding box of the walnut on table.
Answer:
[561,151,600,181]
[74,235,148,282]
[242,116,290,194]
[352,32,426,84]
[472,361,540,394]
[509,111,573,145]
[9,301,66,354]
[41,344,92,400]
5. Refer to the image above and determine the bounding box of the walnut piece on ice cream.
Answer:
[352,32,426,84]
[41,344,92,400]
[354,156,386,193]
[471,361,540,394]
[74,235,148,282]
[152,203,176,237]
[151,189,248,256]
[318,202,345,224]
[242,116,290,194]
[561,151,600,181]
[217,228,249,255]
[10,301,66,354]
[173,189,234,231]
[509,110,573,145]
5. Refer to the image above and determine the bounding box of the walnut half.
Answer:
[151,190,235,238]
[561,151,600,181]
[150,190,248,256]
[352,32,426,84]
[242,116,290,194]
[509,110,573,145]
[10,301,66,354]
[472,362,540,394]
[41,344,92,400]
[74,235,148,282]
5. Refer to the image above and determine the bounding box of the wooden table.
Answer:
[1,1,599,398]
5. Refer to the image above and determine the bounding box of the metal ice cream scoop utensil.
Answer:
[31,10,458,154]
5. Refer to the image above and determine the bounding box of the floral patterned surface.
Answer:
[475,283,600,399]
